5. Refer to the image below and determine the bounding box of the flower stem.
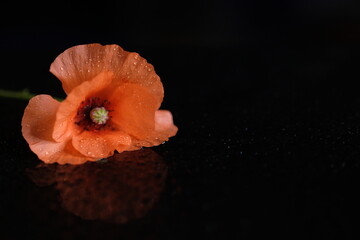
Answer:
[0,89,63,101]
[0,88,35,100]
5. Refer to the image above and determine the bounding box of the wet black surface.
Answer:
[2,0,360,239]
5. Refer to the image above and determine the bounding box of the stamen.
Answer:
[74,97,113,131]
[90,107,109,125]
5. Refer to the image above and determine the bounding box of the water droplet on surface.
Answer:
[87,69,91,73]
[87,151,92,155]
[45,151,49,155]
[60,67,64,71]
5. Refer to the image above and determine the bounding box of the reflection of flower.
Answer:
[27,149,167,224]
[22,44,178,164]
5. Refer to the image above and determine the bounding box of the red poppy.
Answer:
[22,44,177,164]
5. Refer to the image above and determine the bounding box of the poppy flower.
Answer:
[22,43,178,165]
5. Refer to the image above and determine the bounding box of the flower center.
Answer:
[75,97,114,131]
[90,107,109,125]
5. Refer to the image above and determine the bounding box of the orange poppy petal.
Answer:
[22,95,93,164]
[127,110,178,150]
[50,44,125,94]
[116,51,164,103]
[52,72,113,142]
[115,142,132,153]
[155,110,178,134]
[72,130,132,159]
[109,83,159,139]
[50,44,163,103]
[30,139,94,165]
[22,94,60,145]
[153,109,178,144]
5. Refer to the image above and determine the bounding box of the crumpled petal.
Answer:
[50,43,163,103]
[72,129,132,159]
[109,83,159,140]
[155,110,178,137]
[127,110,178,150]
[22,95,94,164]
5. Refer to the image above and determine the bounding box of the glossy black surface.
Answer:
[2,1,360,239]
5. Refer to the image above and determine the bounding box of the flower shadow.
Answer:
[27,149,167,224]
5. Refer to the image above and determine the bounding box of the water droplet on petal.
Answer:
[87,151,92,155]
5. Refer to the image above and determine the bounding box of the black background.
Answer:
[2,0,360,239]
